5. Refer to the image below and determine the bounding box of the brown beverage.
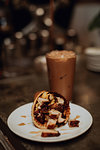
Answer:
[46,50,76,101]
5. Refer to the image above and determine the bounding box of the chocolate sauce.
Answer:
[49,114,58,119]
[36,114,45,124]
[47,124,56,129]
[56,121,65,127]
[69,120,80,127]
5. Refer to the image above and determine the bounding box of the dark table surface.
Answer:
[0,54,100,150]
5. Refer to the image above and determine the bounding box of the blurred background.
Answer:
[0,0,100,79]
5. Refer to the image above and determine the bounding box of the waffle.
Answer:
[31,91,70,129]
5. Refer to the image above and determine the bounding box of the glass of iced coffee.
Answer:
[46,50,76,101]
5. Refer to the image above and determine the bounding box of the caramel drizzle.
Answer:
[18,123,26,126]
[30,131,41,137]
[69,115,80,121]
[18,122,32,126]
[29,131,41,134]
[21,115,27,118]
[31,133,40,137]
[61,132,70,135]
[60,128,73,131]
[74,115,80,120]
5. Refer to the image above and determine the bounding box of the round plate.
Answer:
[7,103,93,142]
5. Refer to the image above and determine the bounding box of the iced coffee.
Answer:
[46,50,76,101]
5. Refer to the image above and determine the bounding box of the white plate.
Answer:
[7,103,93,143]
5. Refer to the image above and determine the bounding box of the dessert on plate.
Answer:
[31,91,70,129]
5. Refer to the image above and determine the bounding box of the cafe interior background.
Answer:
[0,0,100,78]
[0,1,100,148]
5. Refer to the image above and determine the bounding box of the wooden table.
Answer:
[0,54,100,150]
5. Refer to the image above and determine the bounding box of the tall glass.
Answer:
[46,50,76,101]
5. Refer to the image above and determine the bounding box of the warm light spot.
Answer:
[40,30,49,37]
[44,18,52,26]
[28,33,37,40]
[36,8,44,16]
[15,32,23,39]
